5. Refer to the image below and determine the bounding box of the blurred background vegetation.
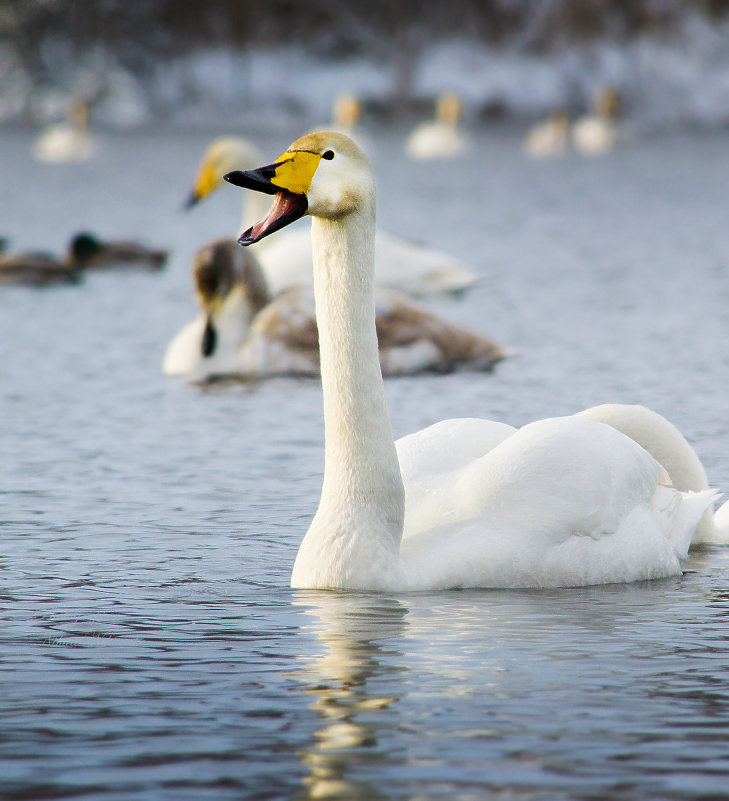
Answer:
[2,0,729,126]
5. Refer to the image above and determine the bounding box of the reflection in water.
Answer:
[291,592,408,800]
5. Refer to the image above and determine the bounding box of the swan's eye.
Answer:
[322,150,335,160]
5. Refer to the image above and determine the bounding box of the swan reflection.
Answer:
[292,592,408,800]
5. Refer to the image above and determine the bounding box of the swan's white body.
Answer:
[406,121,464,160]
[524,114,569,159]
[572,89,620,157]
[33,102,95,163]
[572,116,617,157]
[228,132,718,592]
[258,225,476,296]
[405,95,465,161]
[189,137,477,296]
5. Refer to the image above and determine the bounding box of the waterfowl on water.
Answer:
[0,250,81,287]
[33,100,96,163]
[523,111,570,159]
[405,93,466,160]
[572,88,621,157]
[185,136,477,297]
[68,232,167,270]
[163,238,505,381]
[224,130,722,591]
[0,232,167,287]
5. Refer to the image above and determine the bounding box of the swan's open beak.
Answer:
[224,150,321,245]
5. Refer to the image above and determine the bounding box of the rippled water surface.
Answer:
[2,124,729,800]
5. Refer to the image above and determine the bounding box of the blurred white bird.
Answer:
[406,94,466,160]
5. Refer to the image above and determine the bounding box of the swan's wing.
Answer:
[397,417,517,539]
[400,416,714,589]
[242,287,320,376]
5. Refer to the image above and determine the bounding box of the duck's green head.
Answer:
[69,232,102,265]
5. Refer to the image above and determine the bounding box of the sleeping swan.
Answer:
[224,131,717,591]
[186,137,477,296]
[163,238,505,381]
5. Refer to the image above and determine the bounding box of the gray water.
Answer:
[2,123,729,800]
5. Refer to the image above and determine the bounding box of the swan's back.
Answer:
[399,416,712,589]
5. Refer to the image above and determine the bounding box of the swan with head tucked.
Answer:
[224,131,716,591]
[187,136,477,296]
[163,238,505,381]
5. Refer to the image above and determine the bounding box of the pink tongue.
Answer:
[249,192,300,240]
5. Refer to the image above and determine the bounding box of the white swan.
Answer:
[163,238,505,381]
[186,137,477,297]
[572,88,620,157]
[405,94,465,161]
[523,111,570,159]
[224,131,717,591]
[33,100,95,163]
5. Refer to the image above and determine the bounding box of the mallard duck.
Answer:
[163,238,504,381]
[68,232,167,270]
[0,249,81,287]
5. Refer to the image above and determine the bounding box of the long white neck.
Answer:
[290,198,405,590]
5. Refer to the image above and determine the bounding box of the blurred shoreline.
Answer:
[2,1,729,131]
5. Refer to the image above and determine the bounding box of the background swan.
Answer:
[572,88,621,157]
[163,238,505,381]
[524,111,570,159]
[405,93,466,160]
[186,136,477,296]
[225,130,715,591]
[33,100,96,163]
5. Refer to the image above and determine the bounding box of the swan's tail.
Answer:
[695,497,729,545]
[663,489,720,559]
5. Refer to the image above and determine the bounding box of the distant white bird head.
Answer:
[184,137,263,209]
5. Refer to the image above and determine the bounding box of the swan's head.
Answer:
[594,88,620,120]
[193,239,269,357]
[184,137,264,209]
[223,131,374,245]
[333,93,361,129]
